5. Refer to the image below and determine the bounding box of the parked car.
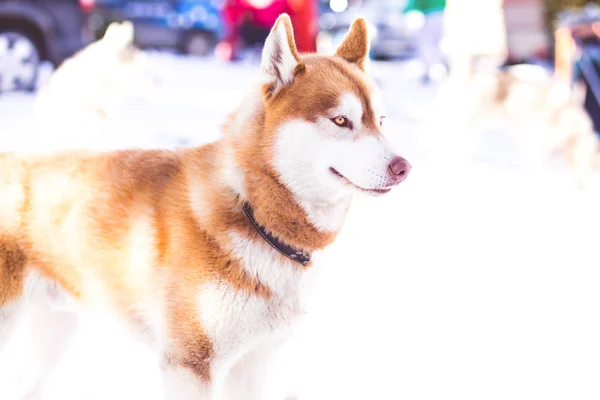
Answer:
[91,0,225,56]
[317,0,419,60]
[0,0,93,92]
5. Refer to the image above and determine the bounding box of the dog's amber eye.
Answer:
[380,116,386,126]
[332,115,350,128]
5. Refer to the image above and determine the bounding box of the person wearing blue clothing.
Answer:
[572,22,600,139]
[404,0,446,84]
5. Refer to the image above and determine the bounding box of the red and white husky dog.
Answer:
[0,15,410,399]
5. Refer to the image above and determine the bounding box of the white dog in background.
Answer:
[33,21,157,151]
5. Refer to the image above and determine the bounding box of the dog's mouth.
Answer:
[329,168,393,195]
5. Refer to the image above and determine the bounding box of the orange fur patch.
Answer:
[335,18,370,71]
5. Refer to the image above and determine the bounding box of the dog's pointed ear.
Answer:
[119,21,134,43]
[335,18,369,70]
[103,22,121,40]
[103,21,134,47]
[261,14,304,96]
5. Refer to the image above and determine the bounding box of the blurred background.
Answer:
[2,0,600,399]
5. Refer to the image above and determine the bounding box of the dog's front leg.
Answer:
[162,360,238,400]
[220,338,289,400]
[161,363,213,400]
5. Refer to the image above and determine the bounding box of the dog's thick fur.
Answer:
[33,21,155,151]
[0,15,409,399]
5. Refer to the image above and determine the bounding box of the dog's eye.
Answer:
[331,115,350,128]
[380,116,386,127]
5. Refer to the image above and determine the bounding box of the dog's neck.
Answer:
[233,160,344,253]
[241,201,311,265]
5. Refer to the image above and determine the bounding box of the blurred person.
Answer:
[288,0,318,53]
[571,21,600,139]
[218,0,286,61]
[404,0,446,84]
[217,0,316,61]
[555,26,577,83]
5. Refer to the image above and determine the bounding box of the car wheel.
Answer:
[0,30,41,93]
[184,31,215,57]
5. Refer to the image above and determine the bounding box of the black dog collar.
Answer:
[242,202,311,266]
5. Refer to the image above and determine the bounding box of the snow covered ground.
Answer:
[1,53,600,400]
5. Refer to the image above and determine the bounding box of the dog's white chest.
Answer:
[197,234,320,363]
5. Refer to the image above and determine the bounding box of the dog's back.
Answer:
[0,148,187,395]
[0,153,28,307]
[0,149,184,307]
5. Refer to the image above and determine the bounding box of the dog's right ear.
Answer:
[261,14,304,98]
[335,18,369,70]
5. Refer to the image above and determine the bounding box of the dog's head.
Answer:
[246,14,410,200]
[93,21,157,97]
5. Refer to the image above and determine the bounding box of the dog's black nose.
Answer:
[388,156,411,182]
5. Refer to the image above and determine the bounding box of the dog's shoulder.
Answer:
[103,148,184,190]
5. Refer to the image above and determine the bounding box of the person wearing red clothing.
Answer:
[216,0,316,61]
[288,0,317,53]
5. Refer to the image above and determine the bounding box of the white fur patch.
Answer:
[103,21,134,48]
[196,268,308,383]
[272,118,352,231]
[329,135,396,189]
[261,22,298,90]
[161,364,208,400]
[196,239,321,399]
[228,232,302,297]
[371,89,386,120]
[273,117,397,231]
[0,181,24,233]
[219,146,247,198]
[125,209,167,350]
[188,174,211,222]
[507,64,551,84]
[197,281,287,360]
[41,310,164,400]
[227,85,264,138]
[0,269,169,400]
[0,270,79,399]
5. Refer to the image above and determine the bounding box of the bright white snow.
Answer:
[1,54,599,400]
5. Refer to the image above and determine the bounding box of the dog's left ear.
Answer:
[261,14,303,97]
[335,18,369,70]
